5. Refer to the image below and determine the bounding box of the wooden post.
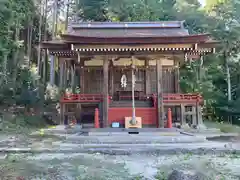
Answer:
[196,95,203,125]
[59,59,64,90]
[145,59,150,95]
[192,106,197,125]
[63,61,68,89]
[79,67,84,93]
[103,58,109,127]
[60,103,66,125]
[174,59,180,123]
[174,60,180,93]
[197,105,203,125]
[42,50,47,85]
[50,55,55,85]
[180,104,186,125]
[109,60,114,96]
[71,63,75,90]
[156,59,164,128]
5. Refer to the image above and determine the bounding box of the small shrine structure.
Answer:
[40,21,217,128]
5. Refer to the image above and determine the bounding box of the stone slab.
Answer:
[79,128,179,133]
[86,132,182,136]
[0,142,239,155]
[65,134,206,144]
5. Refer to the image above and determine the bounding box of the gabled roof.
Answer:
[66,21,189,38]
[40,21,218,55]
[70,21,185,29]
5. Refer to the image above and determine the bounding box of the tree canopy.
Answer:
[76,0,240,123]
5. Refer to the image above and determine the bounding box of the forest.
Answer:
[0,0,240,125]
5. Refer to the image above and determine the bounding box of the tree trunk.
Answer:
[225,52,231,101]
[52,0,59,38]
[0,52,8,86]
[37,0,43,78]
[49,0,59,85]
[199,56,204,81]
[225,51,232,124]
[65,0,70,31]
[42,0,48,85]
[12,22,20,96]
[27,19,33,68]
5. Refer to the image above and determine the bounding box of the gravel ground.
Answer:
[1,152,240,180]
[0,127,240,180]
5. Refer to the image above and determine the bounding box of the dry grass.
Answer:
[204,120,240,133]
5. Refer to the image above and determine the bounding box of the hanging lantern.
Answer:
[77,52,81,63]
[121,74,127,88]
[184,53,188,62]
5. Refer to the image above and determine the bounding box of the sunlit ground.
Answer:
[0,151,240,180]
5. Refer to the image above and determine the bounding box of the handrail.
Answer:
[60,93,203,103]
[61,93,112,102]
[151,93,203,103]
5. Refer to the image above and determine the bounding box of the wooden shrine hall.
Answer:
[40,21,217,128]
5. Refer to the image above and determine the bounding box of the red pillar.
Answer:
[94,108,100,128]
[167,108,172,128]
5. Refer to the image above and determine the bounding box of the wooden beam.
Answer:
[103,58,109,127]
[48,50,188,58]
[156,59,165,128]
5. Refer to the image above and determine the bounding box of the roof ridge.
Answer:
[70,21,185,29]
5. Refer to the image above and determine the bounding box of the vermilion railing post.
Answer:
[94,108,99,128]
[167,108,172,128]
[152,94,157,107]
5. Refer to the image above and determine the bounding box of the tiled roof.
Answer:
[66,21,189,38]
[70,21,184,29]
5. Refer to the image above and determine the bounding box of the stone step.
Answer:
[85,131,182,136]
[0,142,239,155]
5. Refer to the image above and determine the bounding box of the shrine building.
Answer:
[40,21,218,128]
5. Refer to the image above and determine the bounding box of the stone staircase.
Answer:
[110,100,153,108]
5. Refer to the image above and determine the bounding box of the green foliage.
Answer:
[76,0,108,21]
[81,0,240,123]
[0,0,239,125]
[0,0,45,112]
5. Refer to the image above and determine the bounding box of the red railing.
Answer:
[61,94,105,102]
[163,93,203,103]
[60,93,203,104]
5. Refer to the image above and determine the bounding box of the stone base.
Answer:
[168,170,206,180]
[180,123,191,130]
